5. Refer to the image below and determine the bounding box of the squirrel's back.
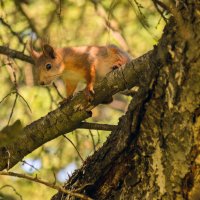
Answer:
[60,44,132,77]
[91,44,132,77]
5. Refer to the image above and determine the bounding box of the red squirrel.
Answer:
[30,43,132,100]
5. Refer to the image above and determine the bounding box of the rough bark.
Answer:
[0,49,155,170]
[52,2,200,200]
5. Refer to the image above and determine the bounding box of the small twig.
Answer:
[58,0,62,19]
[46,87,58,110]
[3,57,31,125]
[0,171,93,200]
[18,93,32,113]
[0,90,31,124]
[0,92,13,104]
[53,82,65,99]
[96,130,101,146]
[88,129,96,151]
[7,93,18,126]
[155,15,162,29]
[128,0,158,40]
[78,122,117,131]
[91,0,130,51]
[0,184,23,200]
[74,131,81,162]
[62,135,84,163]
[0,17,25,44]
[21,41,27,53]
[52,170,57,185]
[128,0,149,29]
[9,58,17,87]
[21,160,39,172]
[152,0,168,23]
[6,58,18,125]
[14,0,40,37]
[153,0,170,12]
[132,0,145,16]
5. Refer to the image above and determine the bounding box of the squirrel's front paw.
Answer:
[84,89,95,102]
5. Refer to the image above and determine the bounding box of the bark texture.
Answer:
[52,2,200,200]
[0,50,154,170]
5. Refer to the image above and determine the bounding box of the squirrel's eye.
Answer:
[46,63,52,70]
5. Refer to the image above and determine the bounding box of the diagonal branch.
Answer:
[152,0,168,22]
[14,0,40,37]
[91,0,130,51]
[0,184,23,200]
[0,17,25,44]
[0,48,159,171]
[0,46,34,64]
[0,171,92,200]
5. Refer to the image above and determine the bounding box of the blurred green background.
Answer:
[0,0,164,199]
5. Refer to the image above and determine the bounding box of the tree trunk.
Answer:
[52,2,200,200]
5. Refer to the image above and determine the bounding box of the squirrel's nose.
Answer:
[40,81,45,85]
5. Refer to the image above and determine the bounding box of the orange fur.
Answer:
[30,43,132,98]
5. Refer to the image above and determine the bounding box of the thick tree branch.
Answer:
[0,48,159,171]
[0,120,23,147]
[0,46,34,64]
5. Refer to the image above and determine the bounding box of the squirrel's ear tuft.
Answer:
[43,44,56,59]
[29,40,40,60]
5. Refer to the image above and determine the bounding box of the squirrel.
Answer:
[29,43,132,100]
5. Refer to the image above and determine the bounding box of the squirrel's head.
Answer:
[29,42,63,85]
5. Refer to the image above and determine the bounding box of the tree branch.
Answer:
[0,17,25,44]
[14,0,40,37]
[0,46,34,64]
[0,185,23,200]
[152,0,168,22]
[62,135,84,163]
[91,0,130,52]
[0,171,92,200]
[0,48,159,171]
[78,122,117,131]
[0,120,23,147]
